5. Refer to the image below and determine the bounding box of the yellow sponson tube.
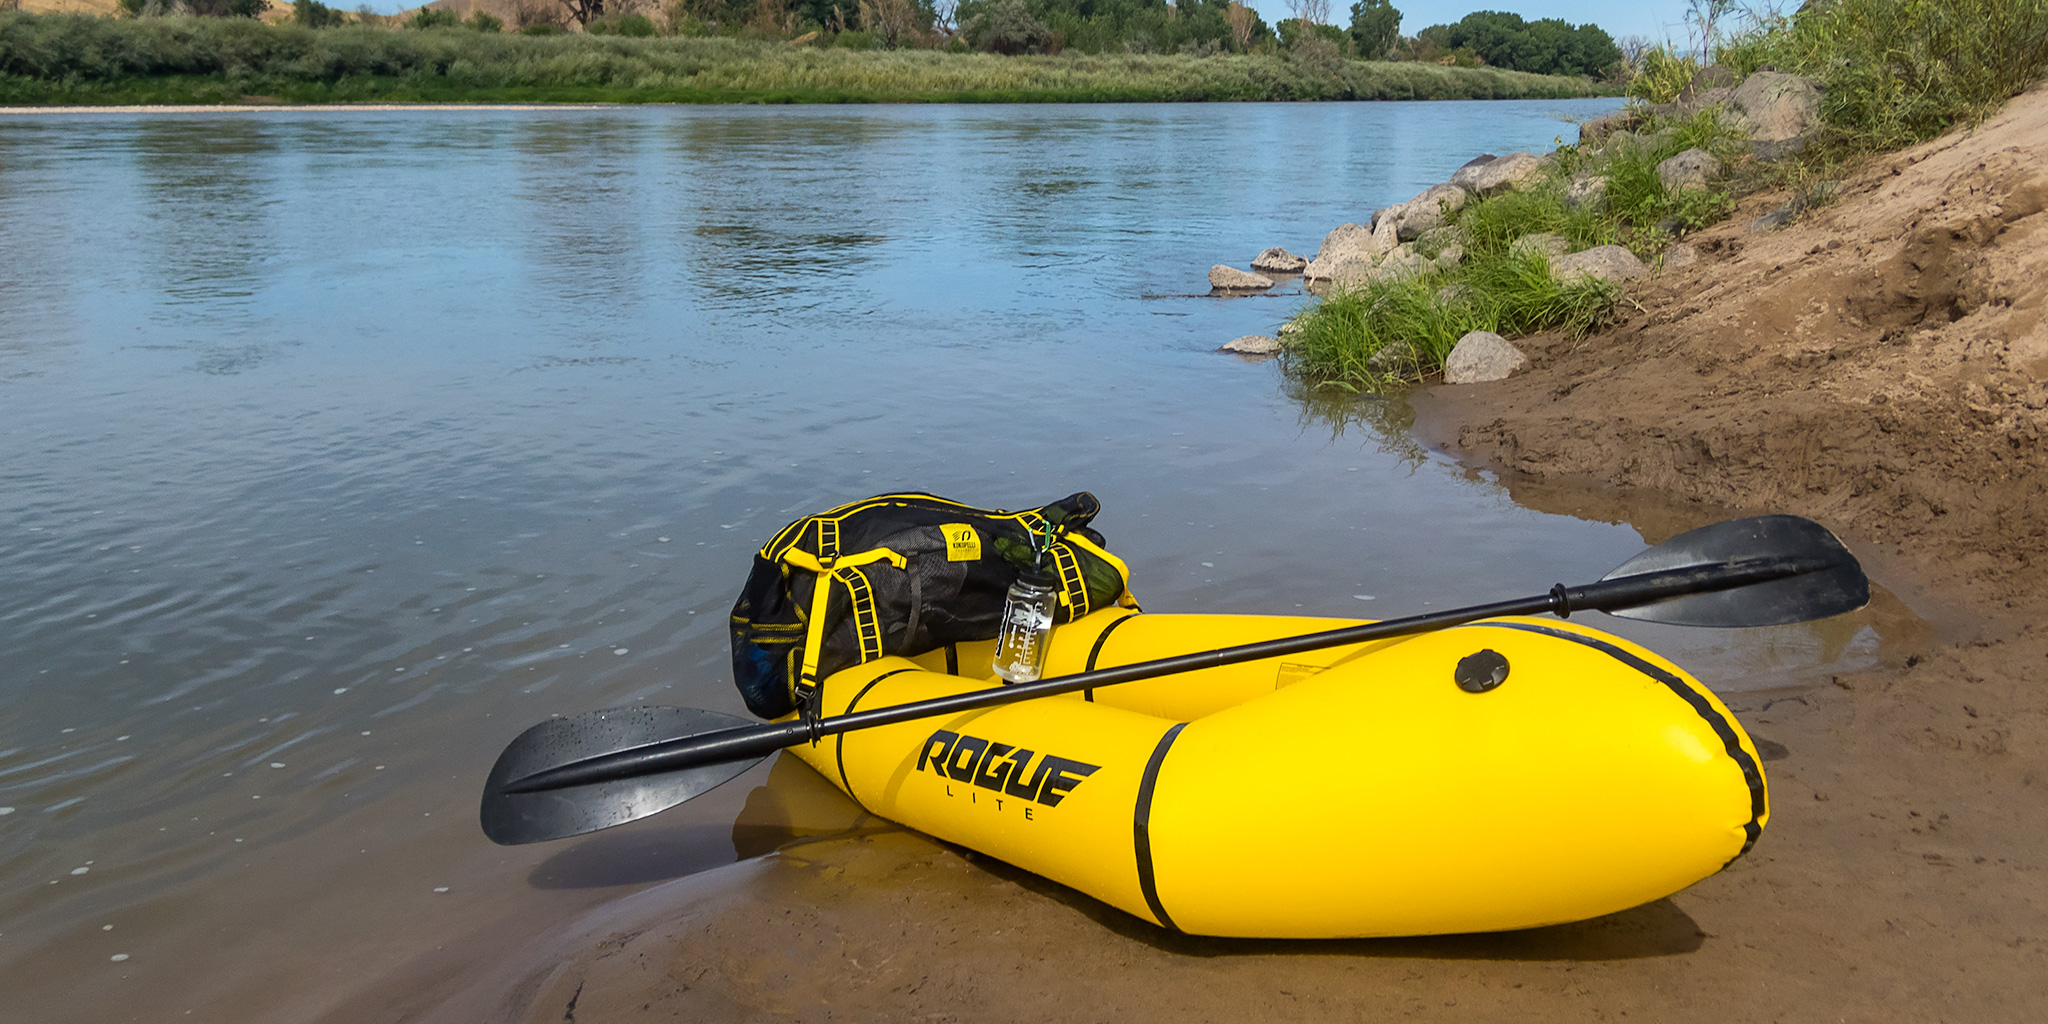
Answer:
[789,608,1769,939]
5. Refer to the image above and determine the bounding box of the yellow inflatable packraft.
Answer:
[785,607,1768,939]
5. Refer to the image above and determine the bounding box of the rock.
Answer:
[1448,154,1499,189]
[1565,173,1609,212]
[1379,183,1471,241]
[1367,215,1402,256]
[1433,242,1465,269]
[1750,200,1799,232]
[1748,180,1843,232]
[1316,223,1371,261]
[1375,248,1432,282]
[1434,283,1472,305]
[1657,148,1723,191]
[1368,342,1420,373]
[1552,245,1647,283]
[1662,243,1699,269]
[1322,254,1380,287]
[1278,319,1303,337]
[1592,129,1637,156]
[1680,64,1739,99]
[1638,128,1678,154]
[1577,111,1638,145]
[1250,247,1307,274]
[1209,265,1274,291]
[1510,233,1570,261]
[1304,223,1382,280]
[1727,71,1823,160]
[1461,151,1550,195]
[1443,330,1527,383]
[1657,86,1732,119]
[1220,334,1283,355]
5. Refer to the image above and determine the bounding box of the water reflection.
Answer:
[1281,376,1432,467]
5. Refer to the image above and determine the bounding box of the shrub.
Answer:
[466,10,503,31]
[1625,43,1693,103]
[1282,252,1618,388]
[1458,186,1615,258]
[1735,0,2048,149]
[588,12,657,34]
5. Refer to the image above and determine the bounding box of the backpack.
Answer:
[728,492,1134,721]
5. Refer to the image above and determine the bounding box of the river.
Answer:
[0,99,1890,1021]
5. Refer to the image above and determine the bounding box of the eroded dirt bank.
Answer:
[344,92,2048,1024]
[1421,84,2048,620]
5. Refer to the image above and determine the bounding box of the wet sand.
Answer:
[309,89,2048,1022]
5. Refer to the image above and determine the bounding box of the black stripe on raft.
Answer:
[1083,611,1142,703]
[1133,721,1188,932]
[1470,621,1768,864]
[835,667,918,802]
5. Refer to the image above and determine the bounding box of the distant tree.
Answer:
[557,0,604,26]
[409,5,462,25]
[126,0,270,15]
[295,0,349,26]
[1346,0,1396,58]
[959,0,1049,53]
[1616,33,1652,73]
[193,0,271,15]
[1284,0,1327,29]
[1417,10,1620,76]
[1225,0,1255,49]
[858,0,926,45]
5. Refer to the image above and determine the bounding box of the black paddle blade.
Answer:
[481,706,761,846]
[1599,515,1868,627]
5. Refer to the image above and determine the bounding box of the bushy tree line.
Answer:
[1407,10,1620,77]
[83,0,1623,74]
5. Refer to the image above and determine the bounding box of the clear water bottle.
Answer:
[992,568,1058,683]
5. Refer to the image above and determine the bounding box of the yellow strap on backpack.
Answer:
[783,547,907,689]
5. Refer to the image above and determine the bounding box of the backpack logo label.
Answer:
[940,524,981,562]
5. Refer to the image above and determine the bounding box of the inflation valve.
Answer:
[1455,650,1510,693]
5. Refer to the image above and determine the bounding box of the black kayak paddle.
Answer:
[481,514,1867,846]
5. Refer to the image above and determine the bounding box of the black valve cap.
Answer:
[1455,650,1510,693]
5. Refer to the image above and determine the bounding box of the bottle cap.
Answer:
[1017,566,1057,588]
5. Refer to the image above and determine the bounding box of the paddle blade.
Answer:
[1599,515,1868,627]
[481,706,761,846]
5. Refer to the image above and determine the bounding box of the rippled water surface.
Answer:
[0,100,1892,1021]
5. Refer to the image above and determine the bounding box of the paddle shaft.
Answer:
[504,554,1827,795]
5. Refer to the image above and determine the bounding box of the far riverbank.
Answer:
[0,14,1612,106]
